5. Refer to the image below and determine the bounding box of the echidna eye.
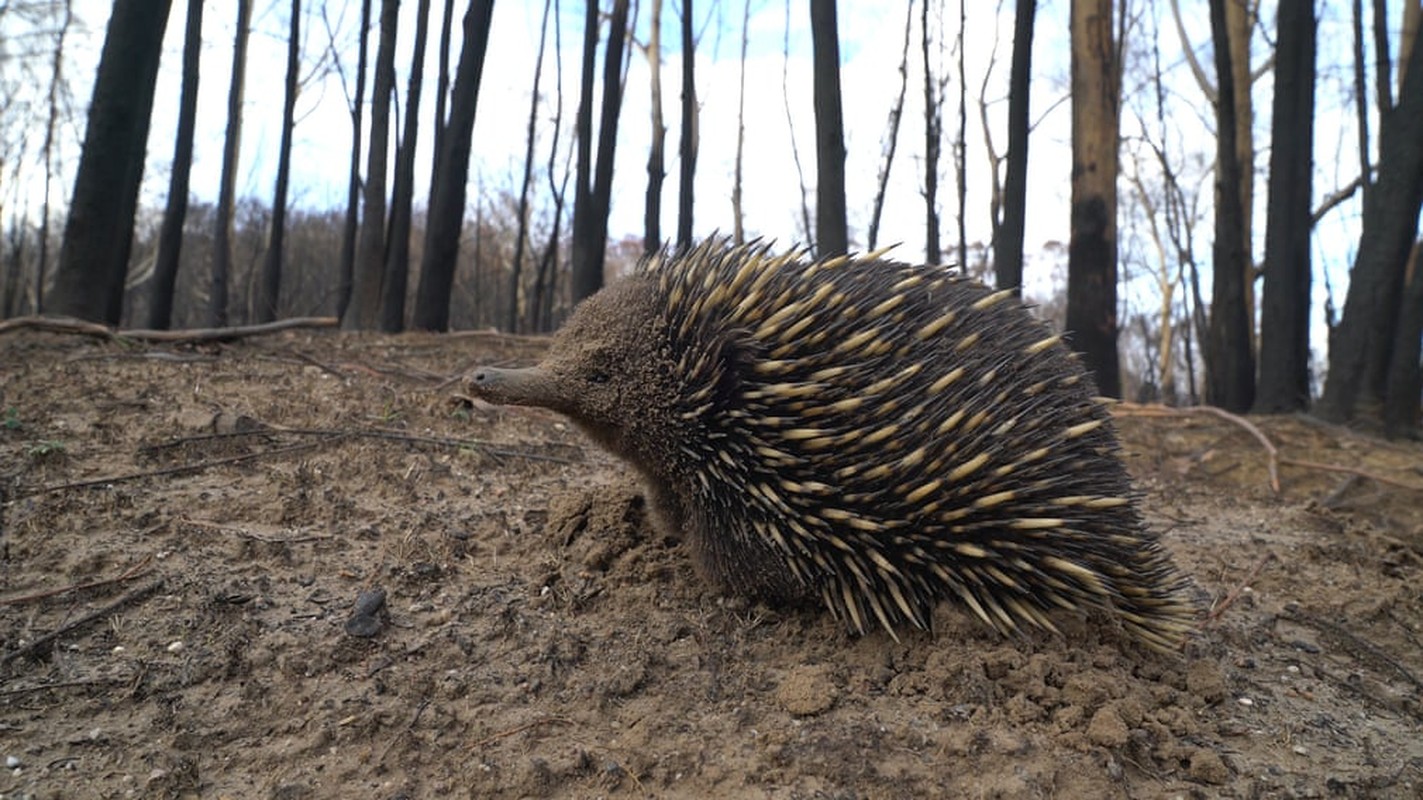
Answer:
[587,370,611,384]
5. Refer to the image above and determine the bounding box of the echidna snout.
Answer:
[469,240,1197,651]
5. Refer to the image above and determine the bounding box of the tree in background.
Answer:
[256,0,302,324]
[33,0,74,314]
[412,0,496,331]
[992,0,1034,293]
[49,0,172,324]
[644,0,666,254]
[570,0,632,304]
[335,0,372,321]
[342,0,397,331]
[209,0,253,327]
[809,0,847,257]
[380,0,433,333]
[676,0,697,251]
[148,0,203,329]
[1254,1,1316,414]
[732,0,751,245]
[1204,0,1254,412]
[866,0,913,252]
[1065,0,1121,398]
[509,0,554,332]
[920,0,946,265]
[1318,7,1423,433]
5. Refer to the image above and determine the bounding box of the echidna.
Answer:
[471,240,1195,651]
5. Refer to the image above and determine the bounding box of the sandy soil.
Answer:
[1,328,1421,799]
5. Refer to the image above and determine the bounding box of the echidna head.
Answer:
[470,276,678,462]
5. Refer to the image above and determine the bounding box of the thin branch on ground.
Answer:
[139,425,583,465]
[0,315,338,343]
[1,579,165,666]
[1280,457,1423,492]
[468,716,574,749]
[0,555,154,606]
[1203,551,1276,626]
[178,517,335,544]
[1115,403,1280,492]
[16,440,336,500]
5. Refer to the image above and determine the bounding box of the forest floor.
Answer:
[1,327,1421,799]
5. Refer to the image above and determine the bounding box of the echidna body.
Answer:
[472,240,1195,651]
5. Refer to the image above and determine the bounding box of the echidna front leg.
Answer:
[641,477,807,606]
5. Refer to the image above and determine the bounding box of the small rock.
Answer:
[6,755,21,768]
[345,587,388,638]
[166,641,184,653]
[1236,696,1253,706]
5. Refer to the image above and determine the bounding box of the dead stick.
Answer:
[0,554,154,606]
[14,440,335,500]
[0,314,337,342]
[1,579,165,666]
[1280,457,1423,492]
[1203,552,1276,626]
[139,426,582,465]
[1115,403,1280,492]
[0,677,128,697]
[468,716,574,750]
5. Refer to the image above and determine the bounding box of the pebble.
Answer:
[6,755,21,768]
[166,641,184,653]
[1237,697,1254,706]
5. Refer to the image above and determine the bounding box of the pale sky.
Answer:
[3,0,1379,359]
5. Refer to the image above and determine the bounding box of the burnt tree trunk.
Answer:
[1318,22,1423,429]
[994,0,1035,293]
[256,0,302,324]
[645,0,666,254]
[867,0,913,252]
[921,0,942,265]
[1065,0,1121,398]
[570,0,631,303]
[208,0,253,327]
[1205,0,1254,411]
[342,0,398,331]
[676,0,697,251]
[49,0,173,324]
[411,0,496,331]
[379,0,432,333]
[335,0,372,321]
[148,0,203,329]
[1254,0,1315,413]
[509,0,553,331]
[810,0,848,257]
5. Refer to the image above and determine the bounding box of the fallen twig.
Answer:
[0,555,154,606]
[1280,457,1423,492]
[140,425,583,465]
[1,579,165,666]
[14,440,335,500]
[1116,403,1279,492]
[178,517,334,544]
[0,314,337,343]
[468,716,574,749]
[0,676,129,698]
[1203,551,1276,626]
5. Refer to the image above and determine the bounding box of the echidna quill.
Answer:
[471,240,1196,651]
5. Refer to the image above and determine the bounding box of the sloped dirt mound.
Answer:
[1,330,1420,798]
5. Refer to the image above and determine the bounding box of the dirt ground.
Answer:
[1,327,1421,799]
